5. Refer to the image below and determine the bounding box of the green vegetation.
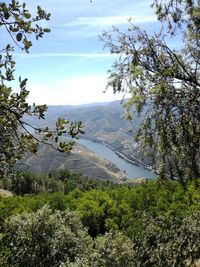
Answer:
[1,206,135,267]
[101,0,200,182]
[1,0,200,266]
[25,101,151,167]
[1,170,200,266]
[0,1,84,177]
[0,168,115,195]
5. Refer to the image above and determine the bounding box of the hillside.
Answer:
[25,101,134,138]
[24,100,153,166]
[19,142,126,182]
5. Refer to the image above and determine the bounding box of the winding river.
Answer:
[77,139,157,179]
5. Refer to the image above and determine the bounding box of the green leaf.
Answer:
[16,33,22,42]
[24,13,31,19]
[4,11,10,20]
[43,28,51,33]
[44,132,52,138]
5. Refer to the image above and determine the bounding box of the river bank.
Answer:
[77,138,157,179]
[84,137,156,173]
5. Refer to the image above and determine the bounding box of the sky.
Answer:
[8,0,159,105]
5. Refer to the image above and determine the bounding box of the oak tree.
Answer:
[101,0,200,182]
[0,1,84,176]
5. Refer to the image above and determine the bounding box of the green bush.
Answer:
[132,212,200,266]
[1,206,92,267]
[65,231,135,267]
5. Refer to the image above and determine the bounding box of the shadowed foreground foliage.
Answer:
[101,0,200,182]
[0,1,84,178]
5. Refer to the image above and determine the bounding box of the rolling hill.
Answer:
[25,100,142,148]
[19,143,126,182]
[22,100,153,176]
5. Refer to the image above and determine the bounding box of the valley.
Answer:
[54,102,150,163]
[19,142,126,182]
[22,100,155,180]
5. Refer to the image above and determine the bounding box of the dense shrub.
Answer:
[2,206,200,266]
[132,212,200,266]
[0,169,116,196]
[1,206,92,267]
[65,231,135,267]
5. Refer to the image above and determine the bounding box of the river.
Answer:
[77,139,157,179]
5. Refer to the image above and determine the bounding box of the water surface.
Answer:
[77,139,157,179]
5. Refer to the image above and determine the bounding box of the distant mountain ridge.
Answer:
[22,100,153,176]
[25,100,140,142]
[20,142,125,182]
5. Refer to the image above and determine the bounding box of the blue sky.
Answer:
[10,0,158,105]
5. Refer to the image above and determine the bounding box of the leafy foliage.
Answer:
[0,168,115,196]
[101,0,200,182]
[132,212,200,266]
[65,231,135,267]
[0,1,84,177]
[1,206,92,267]
[0,206,135,267]
[2,186,200,266]
[2,175,200,238]
[1,174,200,266]
[1,170,64,195]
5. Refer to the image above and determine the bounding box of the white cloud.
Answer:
[65,15,156,27]
[28,74,124,105]
[15,53,116,59]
